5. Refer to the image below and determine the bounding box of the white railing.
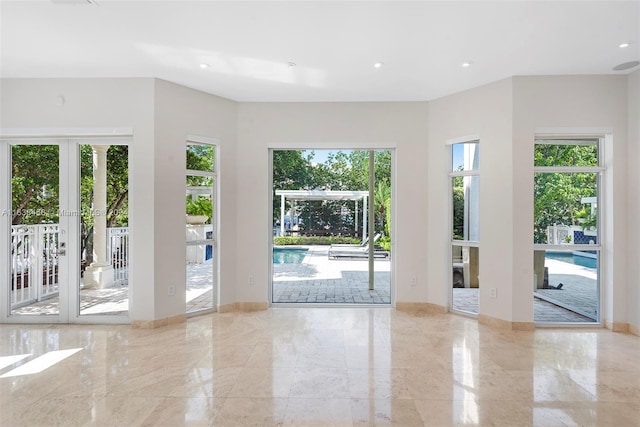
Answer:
[10,224,60,309]
[107,227,129,286]
[10,224,131,309]
[546,224,572,245]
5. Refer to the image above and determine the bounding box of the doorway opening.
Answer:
[2,136,130,323]
[270,149,393,305]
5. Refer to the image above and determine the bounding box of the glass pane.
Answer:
[452,175,479,241]
[452,141,479,171]
[186,176,213,226]
[186,172,214,313]
[186,243,214,312]
[10,145,60,315]
[451,245,479,314]
[80,144,129,316]
[186,144,214,172]
[272,149,392,305]
[534,139,598,167]
[534,172,597,244]
[534,250,598,322]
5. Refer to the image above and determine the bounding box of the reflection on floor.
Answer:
[1,308,638,426]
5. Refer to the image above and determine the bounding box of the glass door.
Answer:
[1,138,129,323]
[270,149,393,305]
[4,142,69,320]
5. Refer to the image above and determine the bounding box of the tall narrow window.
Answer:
[533,138,602,323]
[186,141,216,313]
[450,141,480,314]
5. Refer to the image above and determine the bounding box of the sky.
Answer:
[302,150,352,165]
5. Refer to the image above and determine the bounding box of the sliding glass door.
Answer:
[270,149,393,305]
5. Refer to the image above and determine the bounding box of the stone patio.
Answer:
[273,245,391,304]
[10,247,598,323]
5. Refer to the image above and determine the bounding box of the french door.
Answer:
[1,137,129,323]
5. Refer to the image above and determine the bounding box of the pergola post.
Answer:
[280,195,285,236]
[362,195,368,241]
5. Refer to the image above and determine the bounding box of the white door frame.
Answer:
[1,129,132,324]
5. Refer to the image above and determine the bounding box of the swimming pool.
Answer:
[273,247,308,264]
[546,251,597,269]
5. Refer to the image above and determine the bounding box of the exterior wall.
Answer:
[512,75,629,328]
[428,78,516,323]
[236,102,430,306]
[153,79,238,316]
[628,70,640,335]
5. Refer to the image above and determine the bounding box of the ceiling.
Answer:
[1,0,638,102]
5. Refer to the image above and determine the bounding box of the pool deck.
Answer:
[273,245,391,304]
[12,248,597,324]
[275,246,598,323]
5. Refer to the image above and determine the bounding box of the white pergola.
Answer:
[275,190,369,239]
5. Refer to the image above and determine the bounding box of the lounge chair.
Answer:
[328,234,389,259]
[330,233,380,248]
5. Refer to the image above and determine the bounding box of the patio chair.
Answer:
[328,240,389,259]
[330,233,381,248]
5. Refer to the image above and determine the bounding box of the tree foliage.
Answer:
[534,142,598,243]
[12,144,129,263]
[272,150,392,239]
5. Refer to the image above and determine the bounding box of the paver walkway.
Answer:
[273,245,391,304]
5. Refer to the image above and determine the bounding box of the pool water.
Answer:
[273,248,308,264]
[546,251,597,269]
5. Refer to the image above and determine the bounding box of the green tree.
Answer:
[534,142,598,243]
[11,145,60,225]
[272,149,392,239]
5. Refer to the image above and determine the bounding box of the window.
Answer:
[186,141,217,313]
[450,140,480,314]
[533,138,602,323]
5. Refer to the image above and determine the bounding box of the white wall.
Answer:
[153,80,238,316]
[513,75,629,328]
[236,102,429,305]
[0,78,238,322]
[0,78,158,321]
[2,74,636,329]
[428,78,516,321]
[627,70,640,333]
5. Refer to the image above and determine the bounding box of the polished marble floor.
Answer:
[1,308,639,426]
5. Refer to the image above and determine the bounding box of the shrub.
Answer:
[274,236,359,246]
[378,236,391,251]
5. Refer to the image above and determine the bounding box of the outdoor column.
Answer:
[84,145,114,289]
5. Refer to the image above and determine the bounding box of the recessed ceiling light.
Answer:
[199,63,211,69]
[619,42,631,48]
[287,62,296,68]
[374,62,384,68]
[462,61,472,68]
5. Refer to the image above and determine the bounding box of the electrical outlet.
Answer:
[490,288,497,299]
[167,285,176,296]
[410,276,417,286]
[248,276,255,285]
